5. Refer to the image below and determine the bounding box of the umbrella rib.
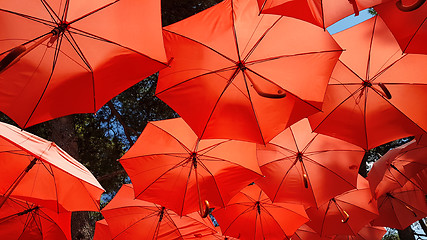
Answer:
[66,27,168,67]
[219,205,254,235]
[163,29,236,64]
[77,179,101,211]
[22,32,63,128]
[155,65,237,97]
[230,0,242,63]
[197,159,227,207]
[40,0,61,24]
[196,140,231,156]
[178,160,194,216]
[110,209,161,239]
[62,30,94,72]
[120,152,189,162]
[133,157,190,199]
[303,149,365,157]
[245,49,343,66]
[402,17,426,53]
[48,164,61,213]
[150,124,192,154]
[242,16,282,63]
[67,0,120,25]
[258,203,295,237]
[365,16,378,81]
[271,158,299,202]
[0,9,56,28]
[362,88,370,149]
[309,85,365,143]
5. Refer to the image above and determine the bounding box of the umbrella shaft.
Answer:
[0,33,53,74]
[0,159,37,208]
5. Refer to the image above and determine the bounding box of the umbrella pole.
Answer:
[297,153,309,188]
[0,32,54,74]
[0,206,39,224]
[192,155,210,218]
[152,206,165,240]
[0,158,37,209]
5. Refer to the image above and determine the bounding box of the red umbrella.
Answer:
[0,0,168,128]
[371,181,427,229]
[0,121,104,212]
[0,196,71,240]
[257,0,388,29]
[211,184,309,240]
[157,0,342,144]
[367,140,427,198]
[375,0,427,54]
[308,15,427,150]
[256,118,364,207]
[93,219,112,240]
[291,224,329,240]
[101,184,218,240]
[332,224,386,240]
[305,175,379,237]
[119,118,262,216]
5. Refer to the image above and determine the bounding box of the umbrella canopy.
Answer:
[375,0,427,54]
[93,219,112,240]
[332,224,386,240]
[305,175,379,237]
[308,15,427,150]
[0,0,168,128]
[291,224,329,240]
[256,118,364,207]
[371,181,427,230]
[0,196,71,240]
[0,121,104,212]
[257,0,387,29]
[119,117,262,216]
[367,140,427,198]
[211,184,309,240]
[157,0,342,144]
[101,184,218,240]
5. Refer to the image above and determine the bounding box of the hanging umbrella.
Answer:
[119,117,262,217]
[211,184,309,240]
[371,181,427,230]
[257,0,388,29]
[375,0,426,54]
[0,0,168,128]
[308,15,427,150]
[332,224,386,240]
[291,224,328,240]
[156,0,342,144]
[0,196,71,240]
[0,121,104,212]
[93,219,112,240]
[305,175,379,237]
[367,140,427,198]
[255,118,364,208]
[101,184,218,240]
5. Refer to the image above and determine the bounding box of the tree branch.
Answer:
[97,169,126,182]
[107,100,136,145]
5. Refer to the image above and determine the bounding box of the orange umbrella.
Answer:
[367,140,427,198]
[371,181,427,229]
[119,118,262,216]
[0,196,71,240]
[256,119,364,208]
[332,224,386,240]
[157,0,342,144]
[93,219,112,240]
[0,121,104,212]
[257,0,388,29]
[375,0,427,54]
[0,0,168,128]
[308,15,427,150]
[101,184,218,240]
[211,184,309,240]
[305,176,379,237]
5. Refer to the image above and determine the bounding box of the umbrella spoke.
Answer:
[40,0,61,24]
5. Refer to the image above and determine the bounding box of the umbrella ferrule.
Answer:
[52,21,69,36]
[25,158,37,172]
